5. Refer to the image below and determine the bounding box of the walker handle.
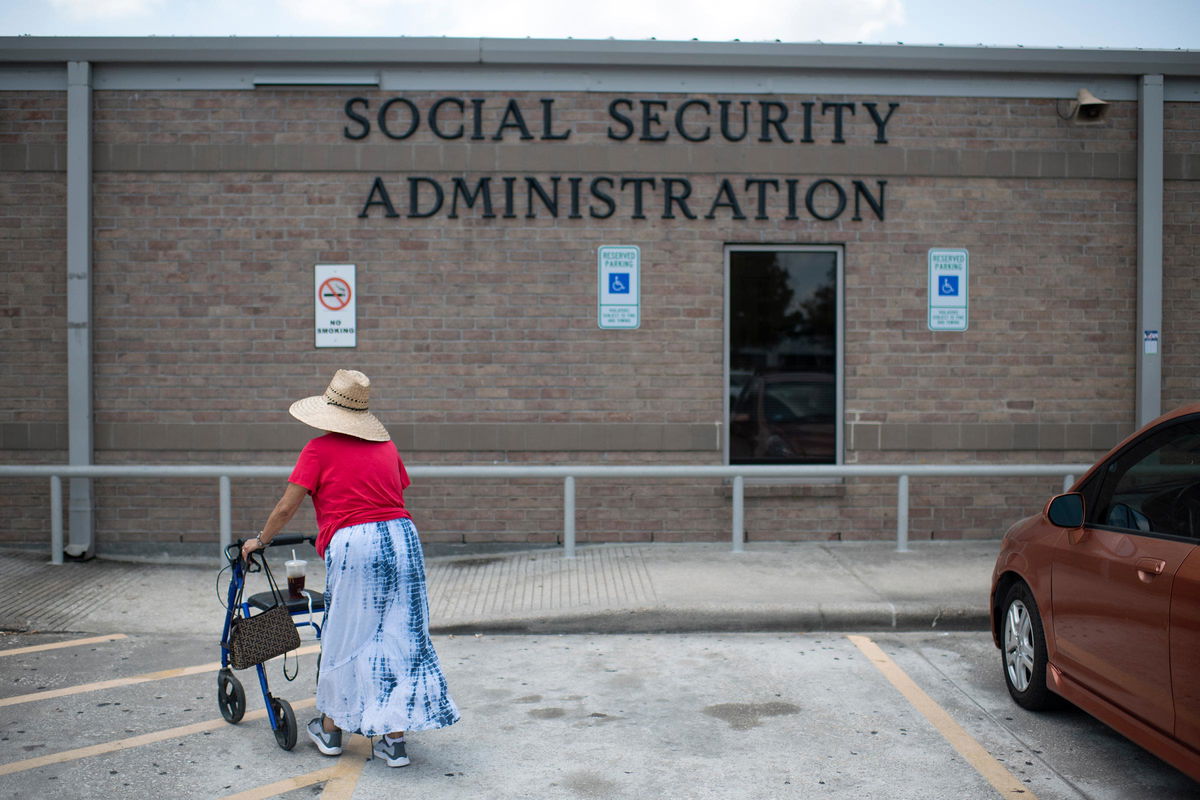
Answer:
[260,534,316,548]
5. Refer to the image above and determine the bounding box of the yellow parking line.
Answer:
[320,736,371,800]
[0,644,321,708]
[218,765,340,800]
[219,736,371,800]
[321,738,372,800]
[0,697,316,777]
[848,635,1038,800]
[0,634,128,657]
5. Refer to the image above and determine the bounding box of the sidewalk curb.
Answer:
[431,606,992,636]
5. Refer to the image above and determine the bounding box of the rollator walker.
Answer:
[217,534,324,750]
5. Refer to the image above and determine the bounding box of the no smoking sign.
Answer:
[318,277,352,311]
[314,265,356,348]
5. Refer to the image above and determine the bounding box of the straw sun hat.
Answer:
[289,369,391,442]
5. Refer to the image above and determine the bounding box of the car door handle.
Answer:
[1135,557,1166,582]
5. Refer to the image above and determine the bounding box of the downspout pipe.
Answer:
[1136,74,1164,428]
[66,61,94,558]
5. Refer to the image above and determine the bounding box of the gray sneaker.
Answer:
[373,735,410,767]
[306,717,342,756]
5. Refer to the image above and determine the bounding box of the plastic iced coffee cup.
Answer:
[285,558,306,599]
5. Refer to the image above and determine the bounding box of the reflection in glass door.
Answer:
[726,247,842,465]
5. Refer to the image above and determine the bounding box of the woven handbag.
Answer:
[227,555,301,671]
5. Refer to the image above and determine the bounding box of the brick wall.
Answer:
[0,92,68,545]
[1163,101,1200,412]
[0,92,68,423]
[3,85,1194,553]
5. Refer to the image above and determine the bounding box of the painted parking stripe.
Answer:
[218,764,340,800]
[318,736,372,800]
[219,736,371,800]
[0,643,321,708]
[0,633,128,657]
[0,697,316,777]
[848,635,1038,800]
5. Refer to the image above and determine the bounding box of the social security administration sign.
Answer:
[928,248,968,331]
[598,245,640,329]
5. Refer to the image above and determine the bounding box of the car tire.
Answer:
[1000,581,1057,711]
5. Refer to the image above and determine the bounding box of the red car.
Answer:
[991,404,1200,782]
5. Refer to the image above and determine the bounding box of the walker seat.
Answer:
[247,588,326,614]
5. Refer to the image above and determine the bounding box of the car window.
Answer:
[1095,420,1200,539]
[732,382,758,420]
[764,381,835,423]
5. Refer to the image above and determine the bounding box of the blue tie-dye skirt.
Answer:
[318,517,460,736]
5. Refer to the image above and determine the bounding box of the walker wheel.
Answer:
[271,696,297,750]
[217,669,246,724]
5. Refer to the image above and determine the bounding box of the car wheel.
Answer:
[1001,581,1057,710]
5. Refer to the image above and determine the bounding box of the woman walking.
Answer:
[241,369,459,766]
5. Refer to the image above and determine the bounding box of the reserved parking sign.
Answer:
[928,248,968,331]
[598,245,640,329]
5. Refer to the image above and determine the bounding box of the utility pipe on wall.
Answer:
[66,61,94,559]
[1136,74,1164,428]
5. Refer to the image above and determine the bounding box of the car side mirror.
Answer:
[1047,493,1085,528]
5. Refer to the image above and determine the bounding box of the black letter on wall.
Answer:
[430,97,466,140]
[745,178,780,220]
[493,100,535,141]
[620,177,657,219]
[863,102,900,144]
[662,178,696,219]
[821,102,856,144]
[705,179,746,219]
[758,102,792,143]
[540,99,571,140]
[449,177,495,218]
[359,176,399,218]
[344,97,371,140]
[526,177,561,218]
[589,177,616,218]
[718,101,751,142]
[408,177,444,218]
[640,100,669,142]
[607,99,635,140]
[851,180,887,221]
[675,100,711,142]
[805,179,847,220]
[378,97,420,140]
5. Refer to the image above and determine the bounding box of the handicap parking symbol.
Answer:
[938,275,959,296]
[609,272,630,294]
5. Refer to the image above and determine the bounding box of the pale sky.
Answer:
[0,0,1196,50]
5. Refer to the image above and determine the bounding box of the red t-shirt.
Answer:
[288,433,412,557]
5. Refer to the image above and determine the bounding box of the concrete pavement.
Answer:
[5,630,1198,799]
[6,543,1199,799]
[0,540,999,636]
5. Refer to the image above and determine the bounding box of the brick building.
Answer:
[1,38,1198,559]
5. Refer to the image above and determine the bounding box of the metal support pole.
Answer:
[731,475,745,553]
[896,474,910,552]
[563,476,576,559]
[1136,74,1164,427]
[219,476,232,562]
[50,476,63,565]
[66,61,94,559]
[1062,474,1075,493]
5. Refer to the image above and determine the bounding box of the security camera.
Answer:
[1068,89,1109,124]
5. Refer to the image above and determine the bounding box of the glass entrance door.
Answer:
[726,247,842,465]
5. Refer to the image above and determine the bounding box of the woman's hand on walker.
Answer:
[241,535,264,561]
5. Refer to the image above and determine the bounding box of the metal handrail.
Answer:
[0,463,1091,564]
